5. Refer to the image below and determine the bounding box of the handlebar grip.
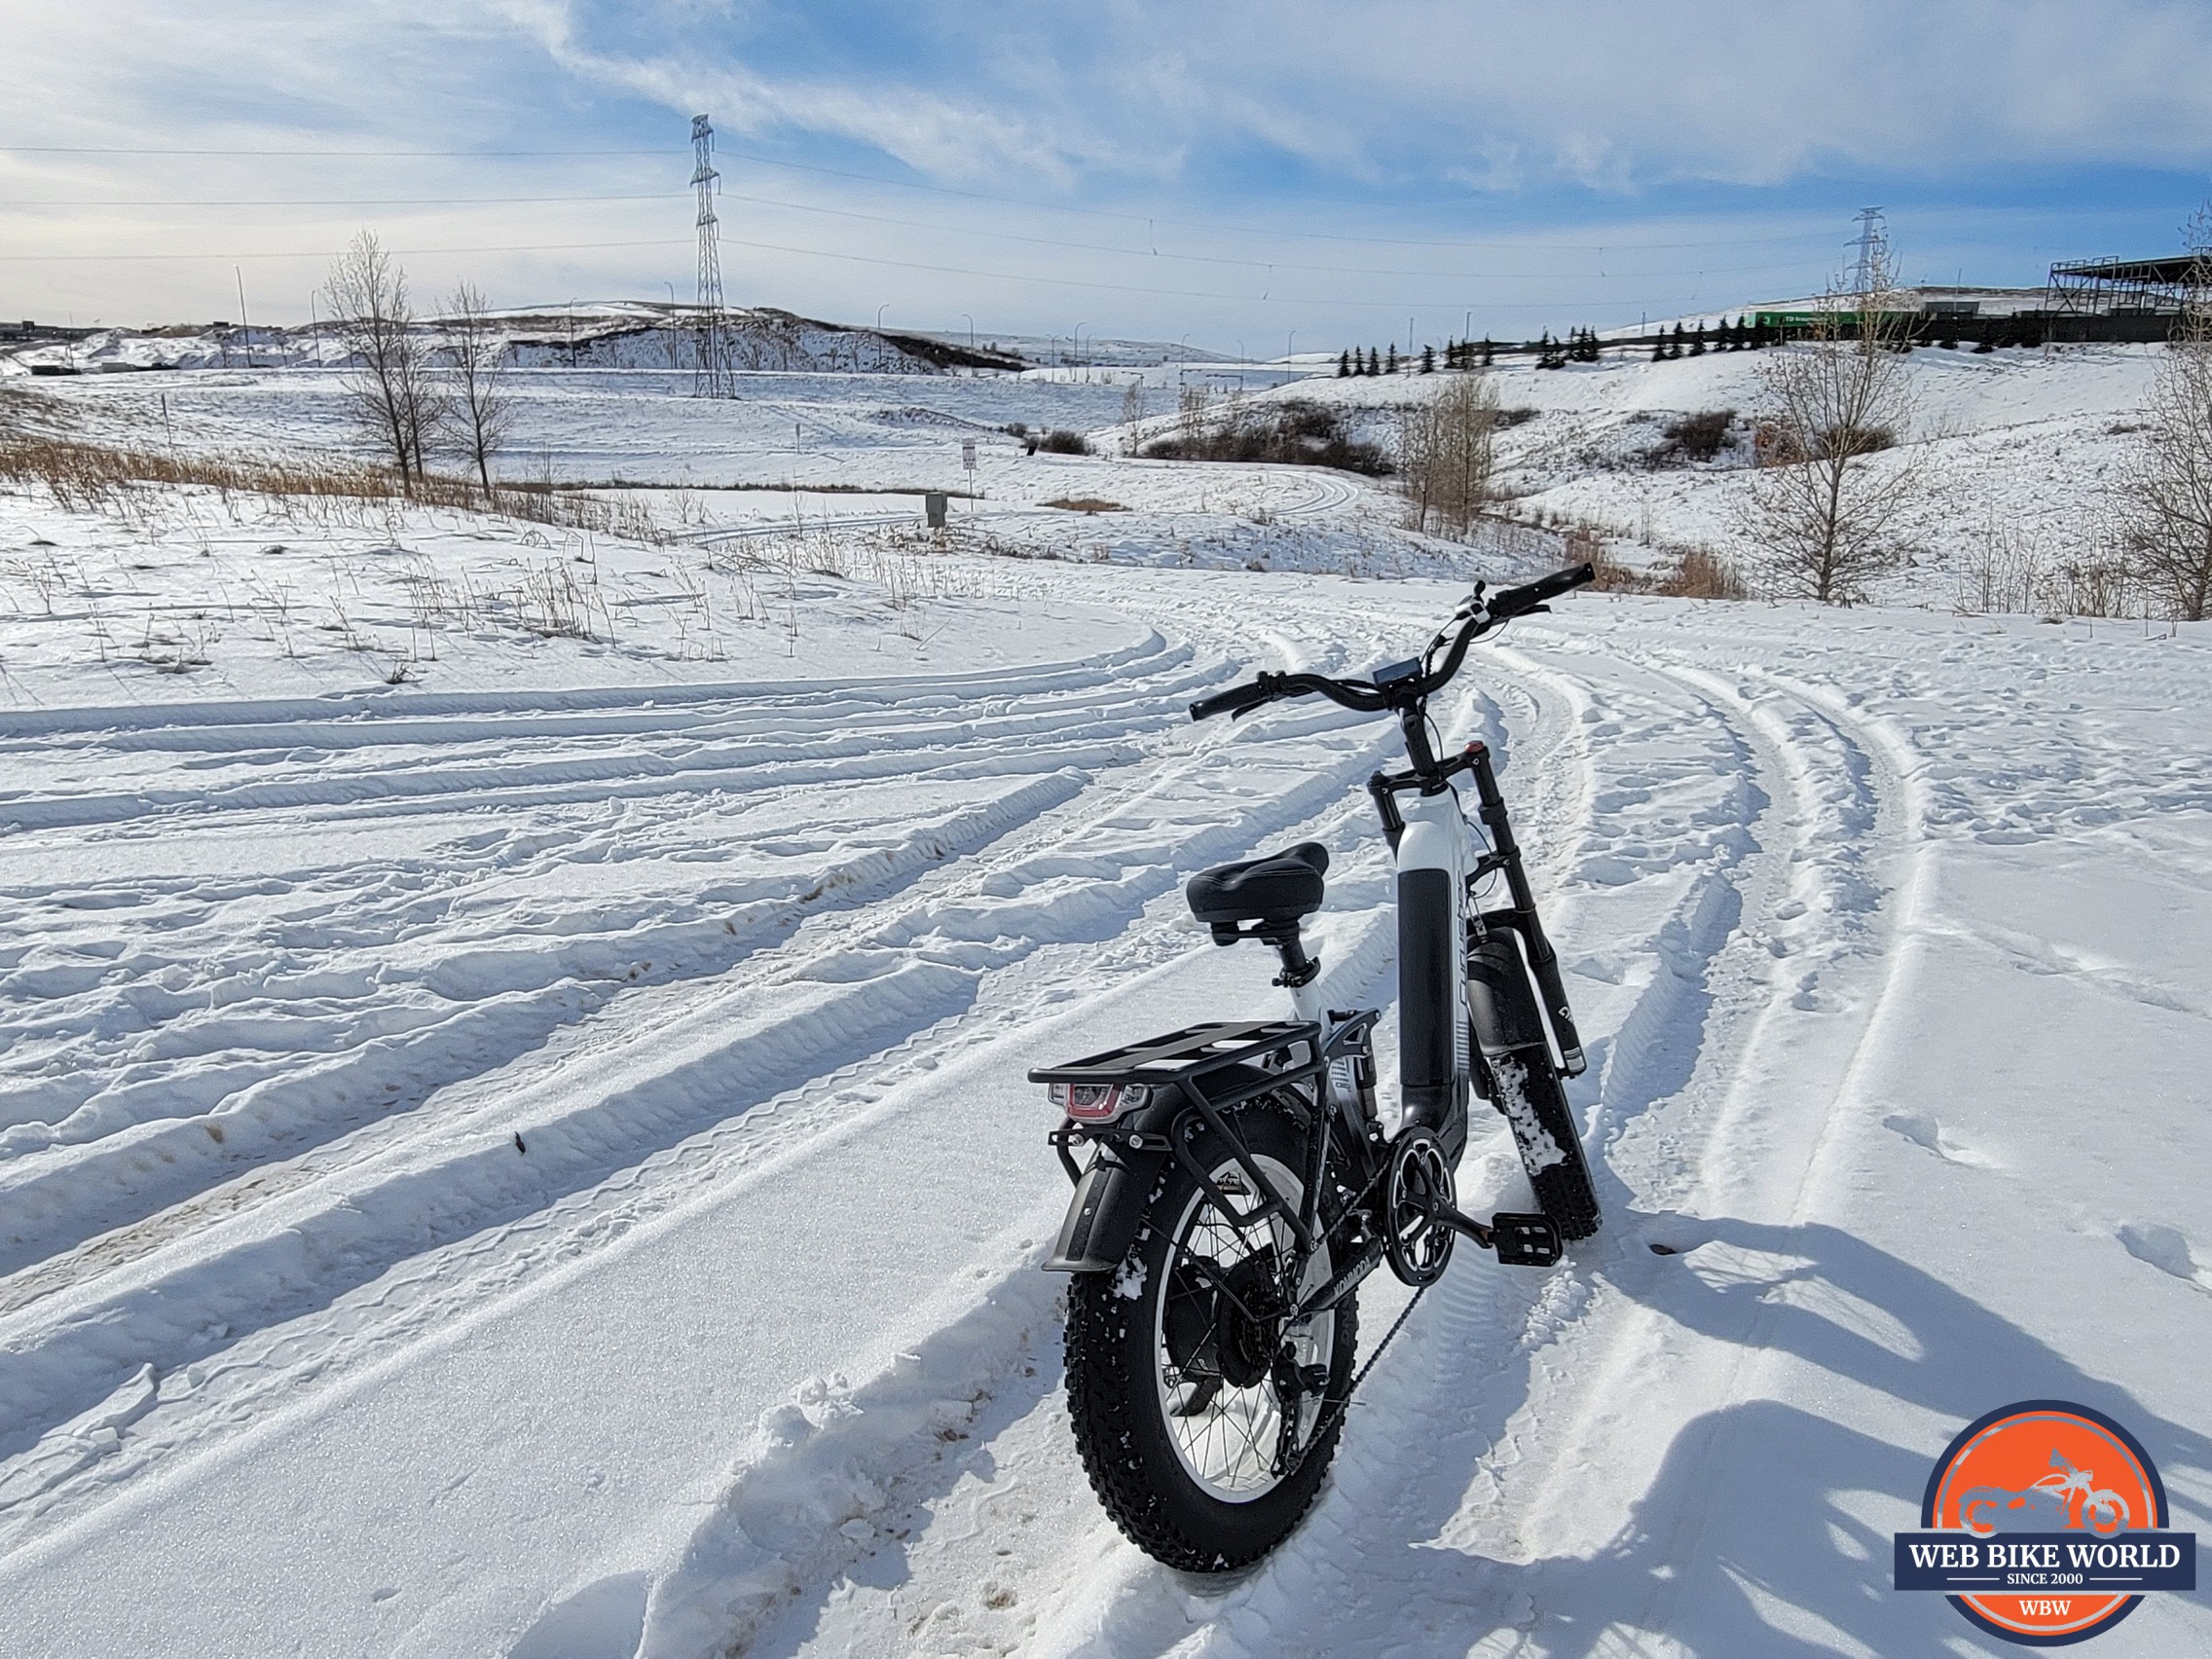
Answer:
[1189,680,1273,721]
[1488,562,1595,621]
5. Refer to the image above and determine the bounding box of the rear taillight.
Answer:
[1047,1082,1150,1122]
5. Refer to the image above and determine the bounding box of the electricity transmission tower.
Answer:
[691,114,733,397]
[1849,206,1888,297]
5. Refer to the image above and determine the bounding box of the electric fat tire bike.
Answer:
[1032,563,1603,1571]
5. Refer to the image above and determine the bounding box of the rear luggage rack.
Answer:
[1029,1019,1319,1087]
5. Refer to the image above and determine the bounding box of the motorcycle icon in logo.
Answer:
[1895,1400,2196,1646]
[1960,1452,2131,1539]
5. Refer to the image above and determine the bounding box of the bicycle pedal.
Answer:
[1489,1212,1563,1268]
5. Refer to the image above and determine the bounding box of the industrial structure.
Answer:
[2043,254,2208,340]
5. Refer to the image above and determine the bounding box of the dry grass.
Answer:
[1043,498,1126,514]
[1955,516,2151,619]
[0,431,670,542]
[1581,529,1749,600]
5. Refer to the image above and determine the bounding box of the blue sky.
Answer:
[5,0,2211,348]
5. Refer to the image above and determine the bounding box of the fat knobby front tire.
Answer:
[1063,1104,1357,1571]
[1489,1050,1601,1240]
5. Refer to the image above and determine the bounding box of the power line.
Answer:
[0,238,695,262]
[0,193,689,206]
[0,144,677,157]
[692,187,1824,283]
[0,183,1827,283]
[0,226,1814,313]
[0,138,1838,256]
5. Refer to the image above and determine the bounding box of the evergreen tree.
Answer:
[1385,344,1400,374]
[1651,337,1667,363]
[1669,322,1684,360]
[1482,337,1494,367]
[1420,343,1435,373]
[1368,347,1382,375]
[1689,323,1707,357]
[1338,349,1350,377]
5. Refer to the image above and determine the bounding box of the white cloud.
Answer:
[3,0,2209,335]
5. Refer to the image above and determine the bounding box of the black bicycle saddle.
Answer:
[1185,841,1329,928]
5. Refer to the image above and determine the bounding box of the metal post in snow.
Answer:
[235,268,254,369]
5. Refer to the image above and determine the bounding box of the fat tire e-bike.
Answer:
[1031,563,1602,1571]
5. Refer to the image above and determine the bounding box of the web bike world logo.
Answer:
[1895,1400,2196,1645]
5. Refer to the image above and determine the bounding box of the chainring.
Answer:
[1382,1126,1456,1287]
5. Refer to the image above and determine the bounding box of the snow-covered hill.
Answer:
[0,302,1022,379]
[1253,342,2164,608]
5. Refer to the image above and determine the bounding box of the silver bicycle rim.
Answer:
[1152,1150,1335,1503]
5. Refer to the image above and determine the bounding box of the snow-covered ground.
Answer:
[0,352,2206,1657]
[1285,342,2162,607]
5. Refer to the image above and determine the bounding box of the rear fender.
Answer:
[1043,1065,1277,1273]
[1045,1126,1170,1273]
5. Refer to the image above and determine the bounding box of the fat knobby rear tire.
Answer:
[1063,1105,1358,1571]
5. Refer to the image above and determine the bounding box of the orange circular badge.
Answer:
[1920,1401,2168,1645]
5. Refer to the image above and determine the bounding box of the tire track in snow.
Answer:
[949,629,1919,1659]
[1418,647,1929,1652]
[0,604,1419,1561]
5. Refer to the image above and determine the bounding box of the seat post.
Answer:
[1261,923,1319,990]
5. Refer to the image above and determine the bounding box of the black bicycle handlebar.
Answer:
[1488,561,1596,622]
[1189,562,1594,723]
[1187,680,1275,721]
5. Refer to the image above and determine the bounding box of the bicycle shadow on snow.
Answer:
[1137,1214,2212,1659]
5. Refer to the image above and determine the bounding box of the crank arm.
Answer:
[1437,1205,1565,1268]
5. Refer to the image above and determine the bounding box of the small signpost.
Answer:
[962,438,977,498]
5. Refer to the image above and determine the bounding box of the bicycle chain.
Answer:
[1294,1277,1428,1462]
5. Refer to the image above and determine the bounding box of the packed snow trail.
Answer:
[0,569,2206,1658]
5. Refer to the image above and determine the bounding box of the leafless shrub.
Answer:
[1037,429,1091,456]
[1652,409,1737,465]
[1400,376,1500,536]
[1735,240,1925,603]
[443,280,511,493]
[2114,206,2212,620]
[1580,530,1746,599]
[1956,515,2149,619]
[324,231,446,490]
[1144,401,1390,475]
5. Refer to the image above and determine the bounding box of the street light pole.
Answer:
[962,313,975,350]
[1285,329,1295,365]
[1074,322,1088,367]
[876,304,889,332]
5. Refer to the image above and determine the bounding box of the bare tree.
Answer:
[1736,239,1923,603]
[1120,377,1147,456]
[443,281,512,495]
[2117,209,2212,621]
[322,231,443,492]
[1400,371,1500,536]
